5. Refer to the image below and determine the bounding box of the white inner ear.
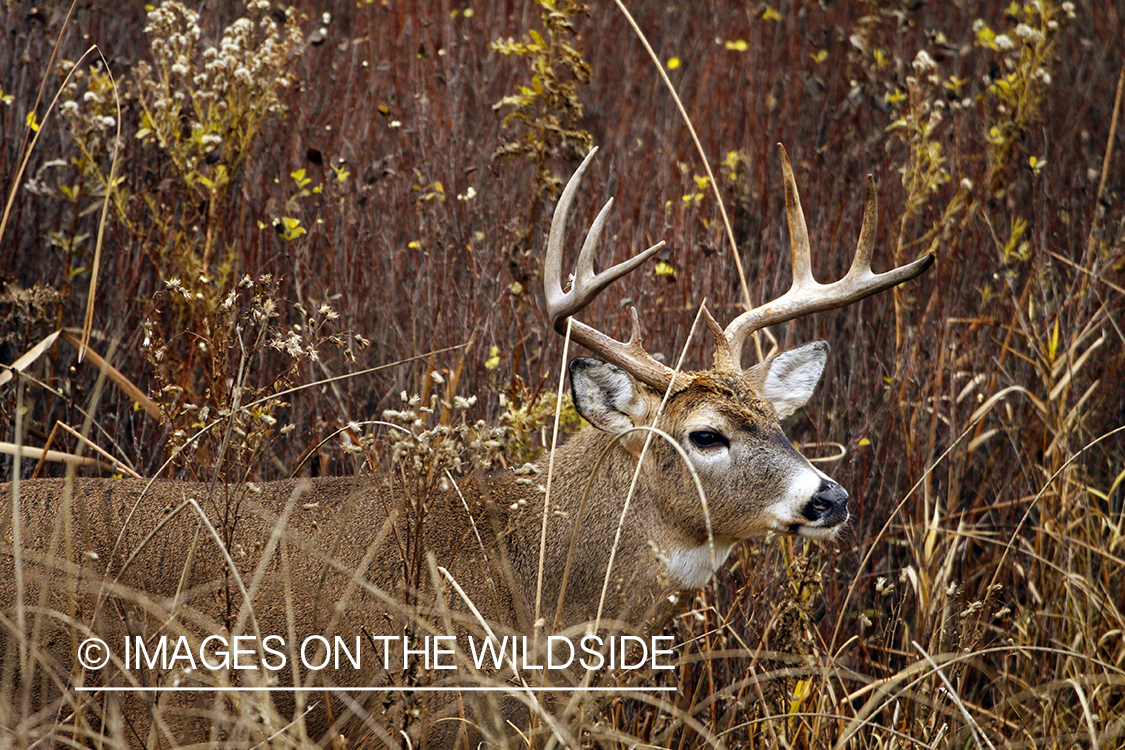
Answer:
[758,341,828,420]
[570,359,646,435]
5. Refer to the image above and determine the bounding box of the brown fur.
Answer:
[1,369,824,747]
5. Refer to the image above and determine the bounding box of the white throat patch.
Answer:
[666,539,737,588]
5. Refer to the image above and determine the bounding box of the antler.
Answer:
[708,144,935,372]
[545,147,688,392]
[547,145,934,390]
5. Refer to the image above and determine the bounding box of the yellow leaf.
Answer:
[788,678,811,718]
[277,217,306,241]
[761,5,781,22]
[26,111,39,132]
[484,345,501,370]
[666,57,681,70]
[653,261,675,277]
[943,75,968,94]
[858,437,871,447]
[811,49,828,64]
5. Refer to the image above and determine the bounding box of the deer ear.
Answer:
[569,358,647,434]
[746,340,828,420]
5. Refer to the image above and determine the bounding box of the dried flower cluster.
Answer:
[382,389,511,498]
[134,0,304,182]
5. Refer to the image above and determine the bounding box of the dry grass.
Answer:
[2,0,1124,747]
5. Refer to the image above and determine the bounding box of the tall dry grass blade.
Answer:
[8,380,29,723]
[230,482,305,640]
[0,442,107,471]
[593,304,708,631]
[1049,251,1125,296]
[984,423,1125,604]
[1066,678,1100,750]
[534,318,574,648]
[835,651,961,749]
[438,566,577,747]
[0,329,161,420]
[94,497,268,648]
[79,48,124,363]
[610,0,751,320]
[0,331,61,388]
[0,2,78,257]
[912,641,997,750]
[1085,64,1124,266]
[830,384,1042,651]
[50,421,142,478]
[1048,334,1103,403]
[59,329,161,419]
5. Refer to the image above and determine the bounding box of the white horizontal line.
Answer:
[76,686,675,693]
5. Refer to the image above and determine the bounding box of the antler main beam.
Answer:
[547,145,935,390]
[710,145,935,372]
[545,148,686,393]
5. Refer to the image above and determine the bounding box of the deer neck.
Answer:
[511,427,705,631]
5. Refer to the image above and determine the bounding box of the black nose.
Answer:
[802,481,849,524]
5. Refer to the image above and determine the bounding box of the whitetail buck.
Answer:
[1,146,932,748]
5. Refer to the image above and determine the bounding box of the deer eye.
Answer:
[689,430,729,449]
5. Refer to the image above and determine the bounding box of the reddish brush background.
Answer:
[2,0,1123,746]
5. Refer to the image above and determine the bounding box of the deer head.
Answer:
[544,146,934,575]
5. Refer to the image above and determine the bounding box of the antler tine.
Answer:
[850,174,879,276]
[546,148,685,392]
[714,144,935,372]
[781,145,815,290]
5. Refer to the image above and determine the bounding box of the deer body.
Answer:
[1,370,836,746]
[1,147,932,747]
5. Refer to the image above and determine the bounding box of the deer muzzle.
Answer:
[802,480,849,528]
